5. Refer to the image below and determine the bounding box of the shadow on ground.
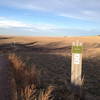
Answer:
[0,42,71,53]
[0,42,100,99]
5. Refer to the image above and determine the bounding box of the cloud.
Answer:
[0,18,31,28]
[0,17,56,30]
[0,0,100,20]
[0,17,60,35]
[0,17,99,36]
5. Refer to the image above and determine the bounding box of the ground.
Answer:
[0,35,100,100]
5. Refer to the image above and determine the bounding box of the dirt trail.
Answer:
[0,56,17,100]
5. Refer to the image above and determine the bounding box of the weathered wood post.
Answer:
[71,41,83,86]
[71,41,83,99]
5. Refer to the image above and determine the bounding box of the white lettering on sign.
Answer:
[74,54,80,64]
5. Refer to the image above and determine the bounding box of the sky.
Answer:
[0,0,100,36]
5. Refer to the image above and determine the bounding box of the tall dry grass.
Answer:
[8,53,39,100]
[39,86,55,100]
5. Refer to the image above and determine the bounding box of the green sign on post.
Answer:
[72,45,83,53]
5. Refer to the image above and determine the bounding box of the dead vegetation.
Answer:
[8,53,39,100]
[0,36,100,100]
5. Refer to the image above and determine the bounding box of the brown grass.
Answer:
[0,35,100,100]
[39,86,55,100]
[8,53,39,100]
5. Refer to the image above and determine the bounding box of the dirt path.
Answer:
[0,56,17,100]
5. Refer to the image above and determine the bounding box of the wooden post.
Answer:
[71,41,83,87]
[11,41,17,51]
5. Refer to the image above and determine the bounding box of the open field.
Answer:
[0,35,100,100]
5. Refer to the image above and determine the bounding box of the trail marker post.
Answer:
[71,41,83,87]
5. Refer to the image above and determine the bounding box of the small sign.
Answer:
[74,54,80,64]
[72,46,83,53]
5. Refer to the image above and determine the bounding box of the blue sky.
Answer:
[0,0,100,36]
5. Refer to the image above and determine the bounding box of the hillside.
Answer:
[0,35,100,100]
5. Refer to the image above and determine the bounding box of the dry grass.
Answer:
[8,53,25,70]
[0,35,100,100]
[39,86,55,100]
[8,53,39,100]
